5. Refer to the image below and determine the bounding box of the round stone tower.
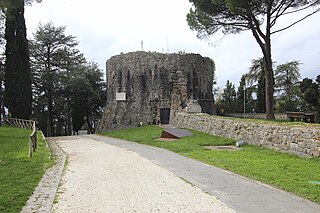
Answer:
[98,51,214,132]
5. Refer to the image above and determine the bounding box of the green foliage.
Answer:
[102,125,320,204]
[30,22,106,136]
[274,61,302,112]
[221,80,237,113]
[213,99,225,115]
[256,70,266,113]
[210,58,217,96]
[0,126,53,212]
[68,62,106,133]
[300,75,320,120]
[30,22,79,136]
[236,75,255,113]
[187,0,319,38]
[0,0,42,7]
[0,10,4,48]
[275,61,301,89]
[0,10,5,124]
[245,57,266,113]
[24,0,42,6]
[4,0,32,119]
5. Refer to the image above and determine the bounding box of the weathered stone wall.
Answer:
[98,51,214,132]
[172,112,320,157]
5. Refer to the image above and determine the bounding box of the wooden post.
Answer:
[29,136,33,158]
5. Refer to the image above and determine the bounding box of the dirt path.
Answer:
[52,137,234,212]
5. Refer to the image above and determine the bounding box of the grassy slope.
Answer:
[0,126,53,213]
[101,125,320,204]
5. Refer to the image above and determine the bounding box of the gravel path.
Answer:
[52,137,234,212]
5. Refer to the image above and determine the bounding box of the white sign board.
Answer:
[116,93,126,101]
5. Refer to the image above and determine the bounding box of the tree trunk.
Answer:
[66,98,72,135]
[249,6,275,120]
[47,91,54,136]
[264,6,275,120]
[46,43,54,136]
[86,116,93,134]
[265,54,275,119]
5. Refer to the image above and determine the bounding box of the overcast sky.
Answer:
[25,0,320,88]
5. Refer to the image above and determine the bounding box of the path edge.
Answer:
[21,137,66,213]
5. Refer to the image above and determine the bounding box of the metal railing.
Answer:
[6,118,37,158]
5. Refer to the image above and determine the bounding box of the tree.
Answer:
[210,58,218,106]
[30,22,106,136]
[68,62,106,134]
[300,75,320,116]
[246,58,264,86]
[236,76,246,113]
[275,60,301,92]
[3,0,32,119]
[0,9,4,48]
[187,0,320,119]
[237,75,255,114]
[0,10,5,124]
[222,80,237,113]
[245,58,267,113]
[256,71,266,113]
[0,55,4,124]
[30,22,78,136]
[274,60,302,112]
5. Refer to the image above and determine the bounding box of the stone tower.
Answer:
[98,51,214,132]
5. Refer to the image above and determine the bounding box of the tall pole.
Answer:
[243,85,246,119]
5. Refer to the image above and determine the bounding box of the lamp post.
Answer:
[243,84,246,119]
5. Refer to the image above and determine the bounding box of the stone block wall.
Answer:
[171,112,320,157]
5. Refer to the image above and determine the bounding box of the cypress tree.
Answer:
[256,71,266,113]
[4,0,32,119]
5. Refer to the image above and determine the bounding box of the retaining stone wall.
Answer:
[171,112,320,157]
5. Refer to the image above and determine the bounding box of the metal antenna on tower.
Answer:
[141,40,143,51]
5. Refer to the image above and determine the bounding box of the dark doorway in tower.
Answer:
[160,108,170,124]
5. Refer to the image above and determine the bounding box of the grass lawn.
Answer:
[0,126,53,213]
[101,125,320,204]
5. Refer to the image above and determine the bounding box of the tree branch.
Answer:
[271,1,295,27]
[247,20,265,51]
[271,0,287,16]
[275,2,319,17]
[271,8,320,34]
[248,13,266,41]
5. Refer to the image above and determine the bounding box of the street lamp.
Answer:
[243,84,246,119]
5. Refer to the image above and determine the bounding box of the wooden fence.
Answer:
[6,118,37,158]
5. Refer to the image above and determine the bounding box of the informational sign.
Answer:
[116,92,126,101]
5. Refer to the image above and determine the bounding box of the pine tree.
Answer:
[187,0,320,119]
